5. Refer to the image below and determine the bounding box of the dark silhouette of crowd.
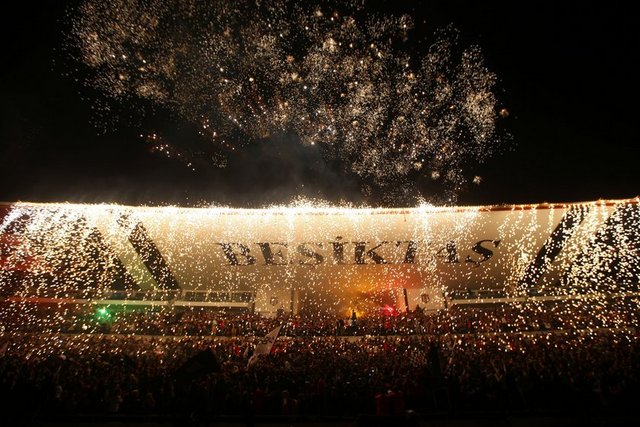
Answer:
[1,298,640,421]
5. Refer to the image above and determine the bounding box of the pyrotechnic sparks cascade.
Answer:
[1,199,639,325]
[66,0,504,203]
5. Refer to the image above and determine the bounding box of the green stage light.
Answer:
[95,307,112,321]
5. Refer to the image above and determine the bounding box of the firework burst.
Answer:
[66,0,505,204]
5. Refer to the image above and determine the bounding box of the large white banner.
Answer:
[1,199,638,312]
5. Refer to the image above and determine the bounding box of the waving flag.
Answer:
[247,325,282,368]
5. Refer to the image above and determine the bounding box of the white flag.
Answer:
[247,325,282,367]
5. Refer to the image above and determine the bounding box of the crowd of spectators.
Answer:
[1,296,640,419]
[2,296,638,336]
[1,329,638,419]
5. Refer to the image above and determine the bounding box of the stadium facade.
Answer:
[1,199,638,315]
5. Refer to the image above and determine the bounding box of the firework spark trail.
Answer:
[66,0,504,203]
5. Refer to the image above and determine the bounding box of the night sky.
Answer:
[1,1,638,207]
